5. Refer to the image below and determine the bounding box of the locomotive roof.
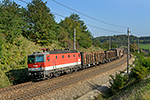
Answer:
[28,50,79,56]
[48,50,79,54]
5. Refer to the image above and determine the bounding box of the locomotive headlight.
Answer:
[28,73,31,76]
[28,68,31,71]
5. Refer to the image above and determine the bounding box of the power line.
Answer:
[52,0,126,28]
[86,24,125,33]
[17,0,125,33]
[19,0,28,4]
[52,11,126,33]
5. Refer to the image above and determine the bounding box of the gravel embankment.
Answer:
[31,56,135,100]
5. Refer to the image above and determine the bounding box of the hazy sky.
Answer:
[14,0,150,37]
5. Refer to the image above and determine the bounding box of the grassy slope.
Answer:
[0,35,103,88]
[95,75,150,100]
[0,35,46,88]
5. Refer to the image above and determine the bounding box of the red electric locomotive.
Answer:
[28,49,81,80]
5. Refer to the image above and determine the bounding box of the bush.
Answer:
[141,57,150,70]
[109,72,128,93]
[130,53,150,82]
[130,65,148,82]
[148,52,150,56]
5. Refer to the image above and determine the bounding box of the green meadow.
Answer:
[139,44,150,50]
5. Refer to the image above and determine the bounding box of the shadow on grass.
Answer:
[5,68,31,85]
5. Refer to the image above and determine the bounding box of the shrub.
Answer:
[109,72,128,93]
[130,65,148,82]
[141,57,150,70]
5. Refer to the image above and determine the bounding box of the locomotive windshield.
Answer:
[28,55,44,63]
[28,55,35,64]
[35,55,44,63]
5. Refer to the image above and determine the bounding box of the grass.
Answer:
[139,44,150,50]
[94,75,150,100]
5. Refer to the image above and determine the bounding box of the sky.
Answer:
[13,0,150,37]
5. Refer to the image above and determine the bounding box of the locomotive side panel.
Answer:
[44,52,81,74]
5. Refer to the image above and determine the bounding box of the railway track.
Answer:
[0,55,127,100]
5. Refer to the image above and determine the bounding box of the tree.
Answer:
[130,43,138,52]
[0,0,27,43]
[148,52,150,56]
[92,38,102,47]
[25,0,56,45]
[59,14,92,49]
[79,34,92,48]
[103,40,109,50]
[60,17,80,40]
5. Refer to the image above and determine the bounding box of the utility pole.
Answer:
[74,28,76,50]
[138,37,140,53]
[109,36,111,50]
[127,27,130,74]
[134,42,135,53]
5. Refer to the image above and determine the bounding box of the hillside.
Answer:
[0,33,103,88]
[93,35,150,50]
[0,34,47,88]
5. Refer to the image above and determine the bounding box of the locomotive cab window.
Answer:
[62,55,64,58]
[56,56,57,59]
[73,55,75,57]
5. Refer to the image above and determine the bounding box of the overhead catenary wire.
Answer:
[9,0,126,33]
[52,0,126,28]
[0,0,127,41]
[0,0,126,34]
[18,0,28,4]
[52,12,126,33]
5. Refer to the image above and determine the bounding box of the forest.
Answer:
[0,0,94,49]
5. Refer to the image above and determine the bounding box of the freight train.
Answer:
[28,48,124,80]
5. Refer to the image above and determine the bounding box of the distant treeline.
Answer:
[93,35,150,48]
